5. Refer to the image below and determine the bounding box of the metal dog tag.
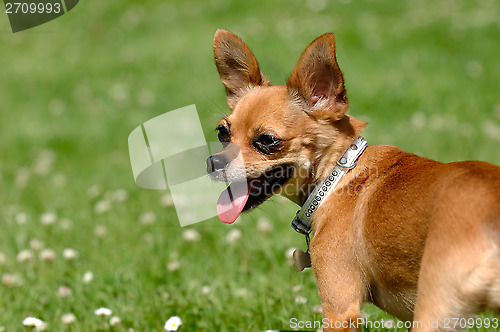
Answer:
[293,249,311,272]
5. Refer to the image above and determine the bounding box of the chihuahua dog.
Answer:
[206,29,500,331]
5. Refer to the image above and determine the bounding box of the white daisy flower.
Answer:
[32,149,55,175]
[57,285,72,298]
[22,317,44,328]
[226,228,242,244]
[94,225,107,238]
[2,273,22,287]
[29,239,44,251]
[40,212,57,225]
[313,305,323,314]
[94,307,112,316]
[139,211,156,225]
[62,248,78,260]
[167,261,180,272]
[82,271,94,284]
[94,200,111,214]
[59,218,73,229]
[113,189,129,202]
[61,313,76,324]
[201,285,211,295]
[295,296,307,304]
[164,316,182,331]
[39,249,56,262]
[483,120,500,141]
[411,112,426,130]
[256,217,273,234]
[160,193,174,206]
[110,316,121,326]
[16,249,34,263]
[182,229,200,242]
[15,212,28,224]
[235,288,248,297]
[87,184,102,198]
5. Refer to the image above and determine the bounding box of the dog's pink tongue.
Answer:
[217,182,250,224]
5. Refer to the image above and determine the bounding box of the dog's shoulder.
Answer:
[358,145,439,177]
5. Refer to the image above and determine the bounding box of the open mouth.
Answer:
[216,164,294,224]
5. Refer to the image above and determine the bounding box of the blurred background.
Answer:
[0,0,499,330]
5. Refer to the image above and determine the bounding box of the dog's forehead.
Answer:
[227,86,298,137]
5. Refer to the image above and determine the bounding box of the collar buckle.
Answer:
[291,211,311,235]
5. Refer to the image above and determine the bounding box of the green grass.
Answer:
[0,0,499,331]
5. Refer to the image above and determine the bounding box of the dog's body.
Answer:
[207,29,500,331]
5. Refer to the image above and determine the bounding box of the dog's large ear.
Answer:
[287,33,348,121]
[214,29,270,109]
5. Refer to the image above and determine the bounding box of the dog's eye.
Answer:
[216,125,230,146]
[253,133,282,155]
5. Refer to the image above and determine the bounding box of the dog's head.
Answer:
[207,29,366,223]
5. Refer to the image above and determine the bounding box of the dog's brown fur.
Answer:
[210,29,500,331]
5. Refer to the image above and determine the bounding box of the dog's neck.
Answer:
[297,115,367,205]
[291,136,368,235]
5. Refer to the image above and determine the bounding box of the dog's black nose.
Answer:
[206,154,229,174]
